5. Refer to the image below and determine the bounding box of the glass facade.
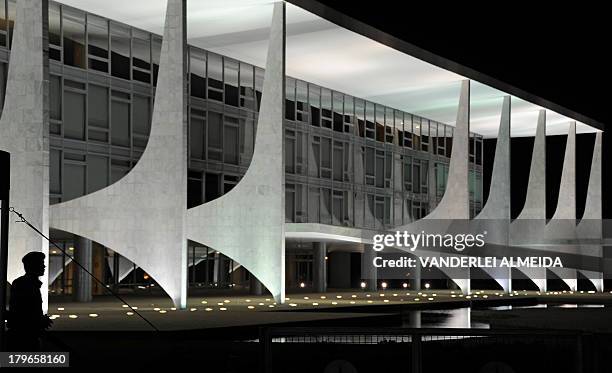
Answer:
[0,1,484,290]
[0,0,484,223]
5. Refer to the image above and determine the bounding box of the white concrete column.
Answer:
[313,242,327,293]
[0,0,49,312]
[424,80,470,220]
[49,0,189,308]
[186,2,287,303]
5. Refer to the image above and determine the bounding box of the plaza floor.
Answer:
[46,289,612,331]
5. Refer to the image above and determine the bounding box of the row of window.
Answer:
[284,183,434,229]
[49,149,130,204]
[0,1,485,222]
[34,1,484,164]
[47,2,160,84]
[49,74,151,148]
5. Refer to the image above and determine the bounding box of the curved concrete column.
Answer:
[0,0,49,311]
[510,110,546,292]
[425,80,470,220]
[50,0,188,307]
[475,96,511,223]
[550,122,576,221]
[577,131,603,290]
[515,110,547,221]
[473,97,511,292]
[545,122,577,290]
[186,2,286,303]
[392,80,471,294]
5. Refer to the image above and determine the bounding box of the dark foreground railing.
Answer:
[259,327,608,373]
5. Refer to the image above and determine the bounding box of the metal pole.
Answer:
[0,150,10,351]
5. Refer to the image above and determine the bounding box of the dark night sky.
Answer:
[289,1,610,218]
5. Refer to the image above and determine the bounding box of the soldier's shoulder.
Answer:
[12,275,28,285]
[11,275,35,289]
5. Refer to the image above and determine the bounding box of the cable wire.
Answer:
[4,206,160,332]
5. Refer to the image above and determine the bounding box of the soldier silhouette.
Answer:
[7,251,53,351]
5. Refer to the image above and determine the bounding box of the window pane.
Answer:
[321,88,332,129]
[207,53,223,100]
[285,131,295,173]
[321,137,331,170]
[111,98,130,146]
[224,123,239,165]
[239,62,254,109]
[151,36,161,85]
[285,77,295,120]
[87,15,108,72]
[333,143,342,181]
[375,105,385,142]
[190,48,206,99]
[308,187,319,223]
[365,147,374,179]
[132,30,150,70]
[309,84,320,127]
[376,153,384,188]
[224,59,239,107]
[296,80,308,123]
[63,163,85,201]
[207,112,222,161]
[88,84,108,128]
[63,8,86,68]
[50,149,61,194]
[187,172,203,208]
[285,185,295,223]
[132,30,151,83]
[133,95,150,136]
[64,90,85,140]
[111,23,130,80]
[49,75,61,121]
[309,139,320,177]
[321,188,331,224]
[240,116,255,166]
[49,2,61,47]
[190,115,204,160]
[255,67,264,110]
[87,155,108,193]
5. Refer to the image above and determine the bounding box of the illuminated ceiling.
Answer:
[58,0,596,138]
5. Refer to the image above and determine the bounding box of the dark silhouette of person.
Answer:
[7,251,53,351]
